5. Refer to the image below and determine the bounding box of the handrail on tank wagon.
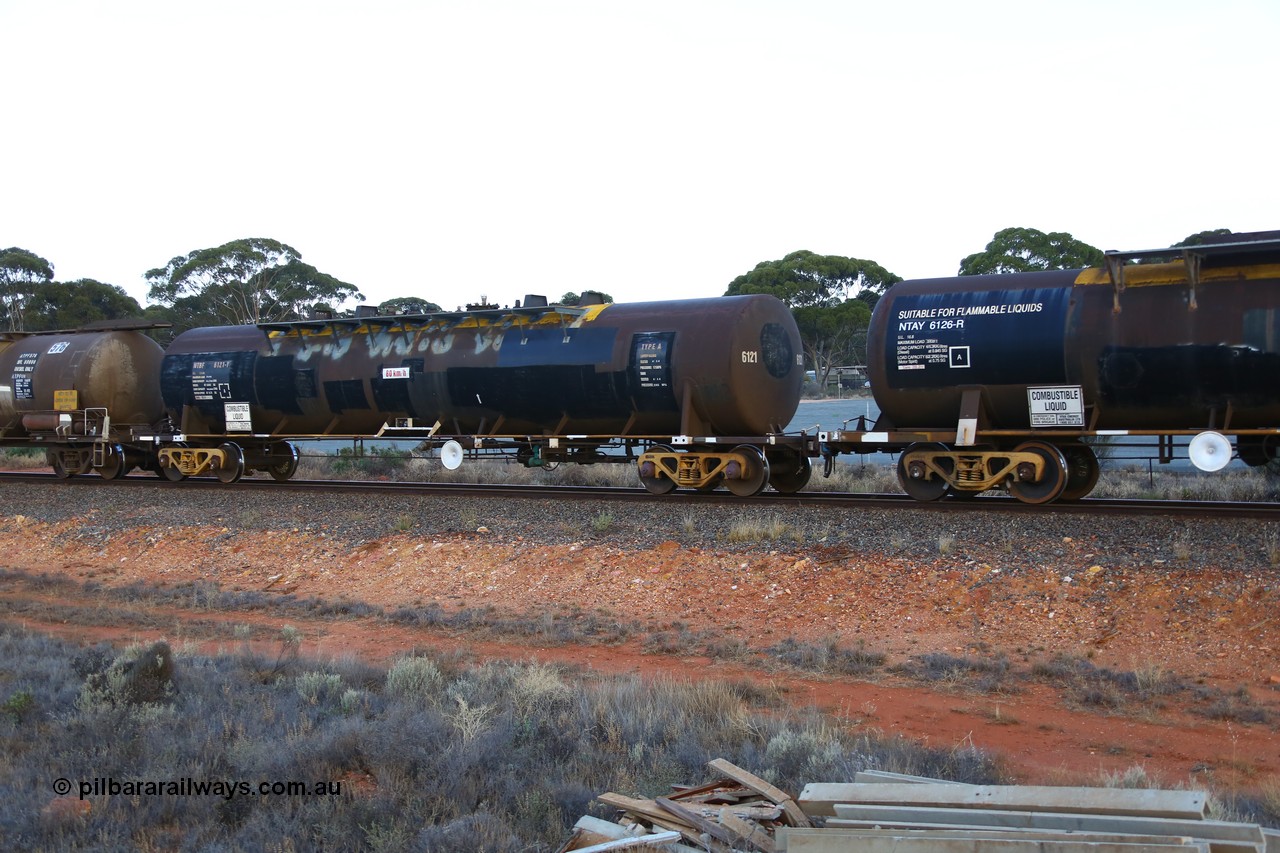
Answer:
[1103,231,1280,312]
[0,320,171,341]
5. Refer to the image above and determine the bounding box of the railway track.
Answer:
[3,470,1279,519]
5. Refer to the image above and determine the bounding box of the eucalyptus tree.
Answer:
[0,247,55,330]
[376,297,442,315]
[958,227,1104,275]
[726,250,899,388]
[145,238,361,329]
[559,292,614,306]
[23,279,143,331]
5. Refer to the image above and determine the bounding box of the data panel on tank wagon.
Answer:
[191,360,236,401]
[161,348,261,429]
[629,332,679,413]
[632,333,673,390]
[887,287,1071,388]
[11,352,39,400]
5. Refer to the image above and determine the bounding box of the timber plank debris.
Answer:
[563,759,807,852]
[560,760,1275,852]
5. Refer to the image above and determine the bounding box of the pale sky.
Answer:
[3,0,1275,313]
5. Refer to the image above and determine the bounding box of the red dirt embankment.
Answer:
[1,511,1277,790]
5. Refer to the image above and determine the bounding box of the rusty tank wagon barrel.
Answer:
[0,326,167,478]
[0,328,165,426]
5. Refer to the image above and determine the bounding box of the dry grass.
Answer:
[1092,465,1278,501]
[1265,529,1280,566]
[0,449,48,470]
[725,513,803,544]
[1091,764,1280,827]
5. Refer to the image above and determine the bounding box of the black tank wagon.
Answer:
[821,231,1280,503]
[156,293,809,493]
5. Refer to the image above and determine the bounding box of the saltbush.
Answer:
[0,622,1006,851]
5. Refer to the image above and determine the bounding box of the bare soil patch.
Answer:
[1,503,1278,793]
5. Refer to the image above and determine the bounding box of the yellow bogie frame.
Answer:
[898,440,1069,504]
[637,445,771,497]
[157,443,245,484]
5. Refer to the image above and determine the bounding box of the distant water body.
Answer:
[786,396,879,434]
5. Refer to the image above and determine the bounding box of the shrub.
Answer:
[78,640,177,710]
[328,447,412,478]
[1,689,35,723]
[0,447,46,469]
[0,624,1021,850]
[767,637,886,675]
[296,671,345,705]
[385,656,444,703]
[894,652,1012,693]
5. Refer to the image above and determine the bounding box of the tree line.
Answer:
[1,229,1236,379]
[0,238,423,336]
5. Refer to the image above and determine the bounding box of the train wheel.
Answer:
[638,445,678,495]
[48,452,76,479]
[158,445,186,479]
[1007,441,1068,505]
[266,441,300,482]
[767,450,812,494]
[1059,443,1100,501]
[896,442,950,502]
[725,445,770,497]
[215,442,245,484]
[96,444,127,480]
[144,456,163,477]
[1237,436,1280,468]
[158,444,187,481]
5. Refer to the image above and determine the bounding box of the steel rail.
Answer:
[2,470,1278,519]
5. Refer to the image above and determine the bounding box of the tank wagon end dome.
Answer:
[0,330,166,425]
[547,293,802,435]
